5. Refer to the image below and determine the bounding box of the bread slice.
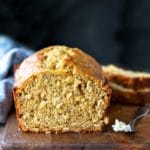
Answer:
[13,46,111,133]
[102,65,150,105]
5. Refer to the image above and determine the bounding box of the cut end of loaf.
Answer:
[14,71,110,133]
[13,45,111,133]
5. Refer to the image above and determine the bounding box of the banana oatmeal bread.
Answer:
[13,45,111,133]
[102,64,150,105]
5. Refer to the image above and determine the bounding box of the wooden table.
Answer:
[1,104,150,150]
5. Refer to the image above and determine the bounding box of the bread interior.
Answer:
[16,71,108,132]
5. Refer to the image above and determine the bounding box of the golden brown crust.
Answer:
[13,45,111,133]
[102,65,150,90]
[103,72,150,90]
[14,45,105,89]
[102,64,150,105]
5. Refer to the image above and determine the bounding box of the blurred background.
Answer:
[0,0,150,70]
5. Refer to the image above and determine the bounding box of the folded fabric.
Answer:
[0,35,34,123]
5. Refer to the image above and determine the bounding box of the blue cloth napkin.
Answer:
[0,35,34,123]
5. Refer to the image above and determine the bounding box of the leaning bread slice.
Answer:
[13,45,111,133]
[102,65,150,105]
[111,83,150,105]
[102,65,150,90]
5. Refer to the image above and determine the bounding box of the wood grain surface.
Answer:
[2,104,150,150]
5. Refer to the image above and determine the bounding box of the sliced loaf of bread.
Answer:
[102,65,150,105]
[13,46,111,133]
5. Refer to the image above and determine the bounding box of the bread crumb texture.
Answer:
[13,45,111,133]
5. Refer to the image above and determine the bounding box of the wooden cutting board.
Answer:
[2,104,150,150]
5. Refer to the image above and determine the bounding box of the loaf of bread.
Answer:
[13,45,111,133]
[102,64,150,105]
